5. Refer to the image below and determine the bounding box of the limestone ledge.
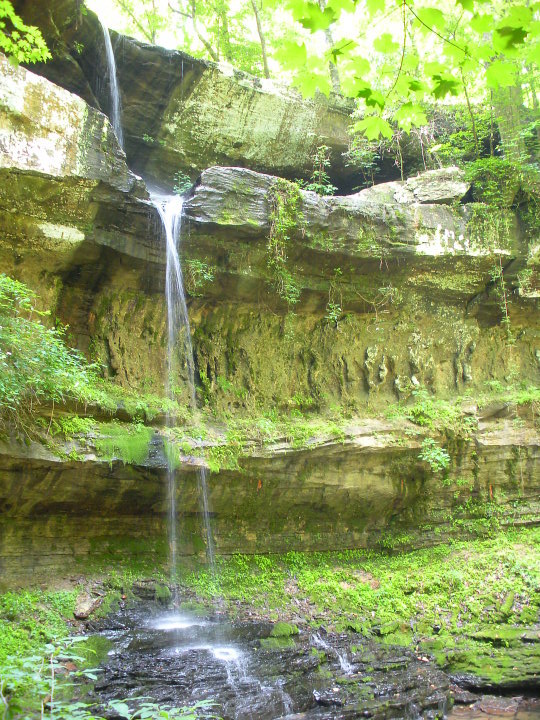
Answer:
[183,166,516,260]
[0,416,538,582]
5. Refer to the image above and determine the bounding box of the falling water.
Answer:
[312,632,354,676]
[99,17,124,149]
[152,193,216,583]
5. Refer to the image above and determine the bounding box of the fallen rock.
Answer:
[74,591,102,619]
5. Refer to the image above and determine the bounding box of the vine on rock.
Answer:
[267,179,303,307]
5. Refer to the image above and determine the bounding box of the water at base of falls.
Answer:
[86,600,463,720]
[99,17,124,150]
[151,192,216,582]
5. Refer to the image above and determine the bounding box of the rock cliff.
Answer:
[0,50,538,581]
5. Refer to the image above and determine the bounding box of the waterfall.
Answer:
[99,17,124,150]
[152,192,216,583]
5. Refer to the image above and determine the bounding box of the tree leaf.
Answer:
[394,102,428,133]
[493,25,528,55]
[273,40,307,68]
[470,12,493,34]
[415,7,446,32]
[293,69,332,97]
[356,84,385,108]
[327,0,356,13]
[353,115,393,140]
[366,0,385,13]
[430,73,460,99]
[296,2,337,31]
[485,59,517,89]
[373,32,399,54]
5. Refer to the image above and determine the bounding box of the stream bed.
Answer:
[83,602,540,720]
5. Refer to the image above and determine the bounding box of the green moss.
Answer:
[94,422,154,465]
[155,584,172,604]
[270,621,299,637]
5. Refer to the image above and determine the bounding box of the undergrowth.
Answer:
[181,527,540,636]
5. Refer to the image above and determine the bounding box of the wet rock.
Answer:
[313,688,343,706]
[449,684,478,704]
[87,602,453,719]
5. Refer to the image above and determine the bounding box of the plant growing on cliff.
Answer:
[0,1,51,64]
[0,275,99,429]
[418,437,450,474]
[173,171,193,195]
[267,179,302,306]
[490,257,514,342]
[298,144,337,196]
[184,259,216,296]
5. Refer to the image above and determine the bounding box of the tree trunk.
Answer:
[318,0,341,93]
[250,0,270,79]
[493,84,527,162]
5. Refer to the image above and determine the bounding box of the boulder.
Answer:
[74,591,102,619]
[183,166,516,262]
[405,167,469,204]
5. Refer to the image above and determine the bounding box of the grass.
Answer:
[0,590,77,666]
[179,527,540,634]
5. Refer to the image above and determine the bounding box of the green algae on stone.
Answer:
[270,621,299,637]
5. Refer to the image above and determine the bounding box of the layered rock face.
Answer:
[1,417,538,584]
[12,0,355,188]
[12,0,457,190]
[0,55,538,580]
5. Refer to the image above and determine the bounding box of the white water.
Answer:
[151,193,216,579]
[312,632,354,676]
[99,17,124,149]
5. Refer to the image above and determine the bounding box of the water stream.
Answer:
[99,17,124,149]
[151,192,216,577]
[99,3,216,608]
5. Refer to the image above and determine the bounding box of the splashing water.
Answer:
[99,17,124,149]
[151,193,216,585]
[312,632,354,676]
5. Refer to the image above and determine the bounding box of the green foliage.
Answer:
[430,106,493,165]
[297,145,337,196]
[173,171,193,195]
[0,275,99,427]
[50,415,97,440]
[184,259,216,296]
[418,437,450,474]
[0,1,51,63]
[466,157,522,206]
[401,389,477,441]
[94,422,154,465]
[267,179,303,306]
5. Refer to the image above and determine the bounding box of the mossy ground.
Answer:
[0,528,538,710]
[176,527,539,686]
